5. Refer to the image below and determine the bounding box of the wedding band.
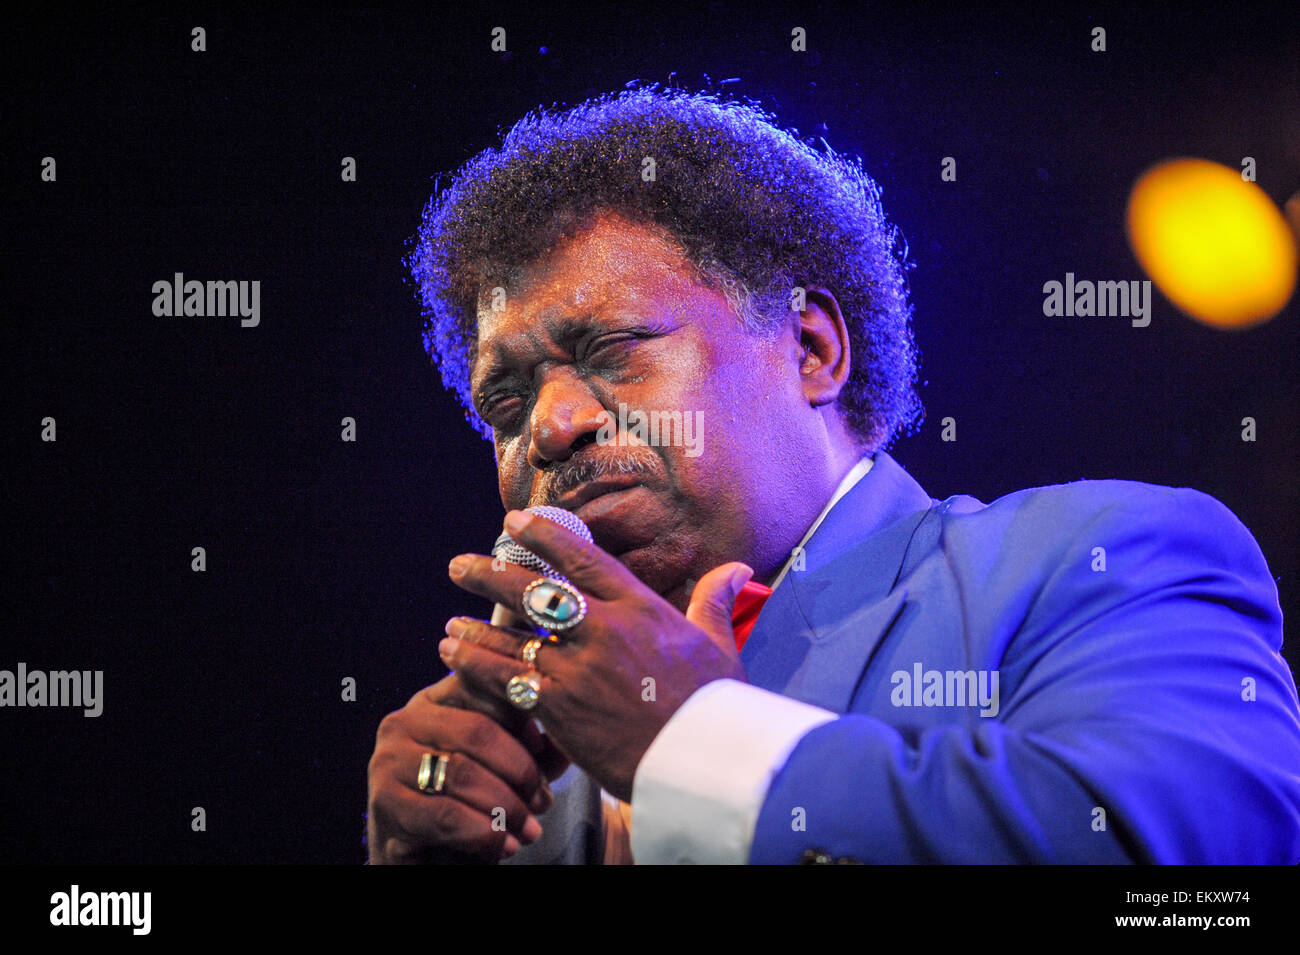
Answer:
[506,672,543,711]
[521,577,588,633]
[417,752,450,795]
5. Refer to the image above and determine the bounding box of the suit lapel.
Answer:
[741,452,935,712]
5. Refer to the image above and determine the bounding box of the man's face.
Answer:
[471,212,825,610]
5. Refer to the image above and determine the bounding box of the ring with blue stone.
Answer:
[521,577,588,633]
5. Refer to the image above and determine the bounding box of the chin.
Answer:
[617,547,688,603]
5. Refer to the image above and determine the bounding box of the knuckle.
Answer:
[383,837,417,864]
[496,751,540,797]
[460,712,500,754]
[462,619,495,650]
[375,710,403,741]
[368,740,406,783]
[425,796,470,840]
[422,675,464,709]
[565,544,601,579]
[367,783,400,826]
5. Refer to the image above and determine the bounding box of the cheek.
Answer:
[667,355,767,482]
[698,337,787,423]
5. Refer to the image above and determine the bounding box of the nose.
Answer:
[526,370,612,470]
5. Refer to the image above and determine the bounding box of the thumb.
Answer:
[685,562,755,655]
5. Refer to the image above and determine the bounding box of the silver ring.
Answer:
[521,577,588,633]
[417,752,450,795]
[506,672,543,711]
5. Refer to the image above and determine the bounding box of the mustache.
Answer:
[542,447,661,506]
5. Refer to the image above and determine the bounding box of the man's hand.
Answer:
[366,672,568,864]
[438,508,753,802]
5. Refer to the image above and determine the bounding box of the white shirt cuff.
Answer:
[629,678,837,863]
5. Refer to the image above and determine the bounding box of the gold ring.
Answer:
[417,751,450,795]
[520,635,557,668]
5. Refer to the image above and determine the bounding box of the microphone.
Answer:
[488,505,593,628]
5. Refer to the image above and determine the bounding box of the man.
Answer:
[367,86,1300,864]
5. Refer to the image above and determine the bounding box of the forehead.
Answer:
[476,215,699,338]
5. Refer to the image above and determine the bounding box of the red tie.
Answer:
[731,579,773,652]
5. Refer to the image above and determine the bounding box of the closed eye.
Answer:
[480,389,525,426]
[583,331,654,363]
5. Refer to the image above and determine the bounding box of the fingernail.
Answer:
[504,510,530,535]
[444,618,466,639]
[438,637,459,661]
[522,816,543,844]
[448,555,471,578]
[502,835,522,858]
[732,564,755,592]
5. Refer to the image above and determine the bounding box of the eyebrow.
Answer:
[471,311,604,410]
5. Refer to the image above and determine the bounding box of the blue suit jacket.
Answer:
[508,451,1300,864]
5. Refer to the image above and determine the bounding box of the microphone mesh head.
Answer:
[491,505,593,581]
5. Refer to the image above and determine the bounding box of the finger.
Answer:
[372,785,522,863]
[427,670,527,732]
[516,717,572,782]
[439,634,562,719]
[449,556,615,646]
[414,676,557,808]
[444,616,536,659]
[685,562,753,657]
[500,508,645,600]
[448,553,589,619]
[489,602,535,630]
[447,618,568,682]
[390,738,541,843]
[393,700,547,808]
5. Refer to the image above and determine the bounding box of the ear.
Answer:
[796,285,852,408]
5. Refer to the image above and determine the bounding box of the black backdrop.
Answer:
[5,1,1297,863]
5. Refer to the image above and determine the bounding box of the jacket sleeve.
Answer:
[749,484,1300,863]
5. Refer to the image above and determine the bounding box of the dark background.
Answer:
[4,1,1297,863]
